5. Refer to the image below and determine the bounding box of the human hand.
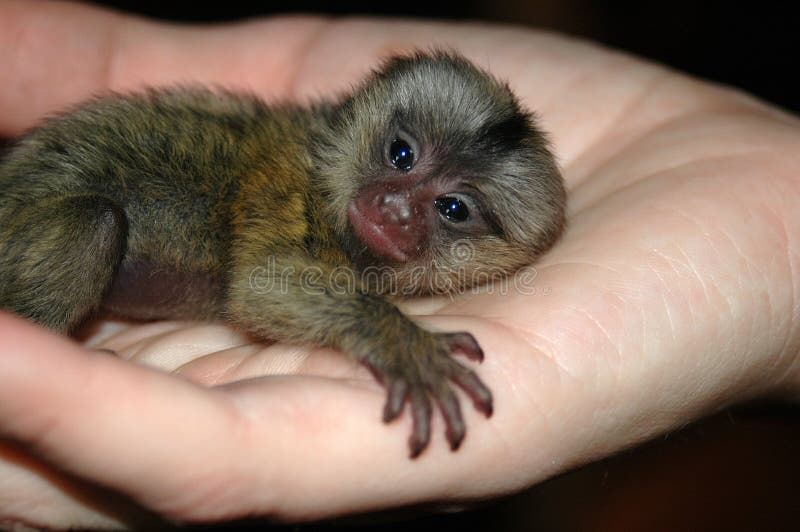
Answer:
[2,1,799,529]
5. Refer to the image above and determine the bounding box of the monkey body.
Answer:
[0,53,566,456]
[0,90,332,323]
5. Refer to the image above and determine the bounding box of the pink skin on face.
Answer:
[347,174,448,263]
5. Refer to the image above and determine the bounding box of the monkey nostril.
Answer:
[377,193,411,225]
[396,205,411,224]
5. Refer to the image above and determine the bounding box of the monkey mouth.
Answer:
[347,203,410,263]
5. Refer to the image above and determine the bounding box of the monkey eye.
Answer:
[434,196,470,223]
[389,138,415,171]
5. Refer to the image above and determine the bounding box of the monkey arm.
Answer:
[224,251,493,457]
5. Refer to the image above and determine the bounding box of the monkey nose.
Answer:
[379,193,412,225]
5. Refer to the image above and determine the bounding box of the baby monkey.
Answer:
[0,52,565,457]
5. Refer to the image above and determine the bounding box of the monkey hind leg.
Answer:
[0,194,127,333]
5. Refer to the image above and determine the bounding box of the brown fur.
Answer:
[0,51,565,457]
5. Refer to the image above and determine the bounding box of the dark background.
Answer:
[89,1,800,530]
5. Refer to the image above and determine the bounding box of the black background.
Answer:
[86,1,800,530]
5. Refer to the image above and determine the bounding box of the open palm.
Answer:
[1,2,798,529]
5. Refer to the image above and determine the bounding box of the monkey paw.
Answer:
[360,329,493,458]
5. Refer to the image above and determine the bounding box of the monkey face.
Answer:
[313,52,566,295]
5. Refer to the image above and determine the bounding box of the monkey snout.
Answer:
[349,189,428,262]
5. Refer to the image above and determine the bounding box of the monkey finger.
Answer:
[435,386,466,451]
[382,379,408,423]
[448,365,493,417]
[408,390,432,458]
[444,332,484,362]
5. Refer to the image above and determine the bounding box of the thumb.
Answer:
[0,0,325,136]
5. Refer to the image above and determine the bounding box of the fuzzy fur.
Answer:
[0,51,565,456]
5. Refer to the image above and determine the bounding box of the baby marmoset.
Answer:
[0,52,565,457]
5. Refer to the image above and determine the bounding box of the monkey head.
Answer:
[313,51,566,295]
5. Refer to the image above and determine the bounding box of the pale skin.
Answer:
[1,1,799,529]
